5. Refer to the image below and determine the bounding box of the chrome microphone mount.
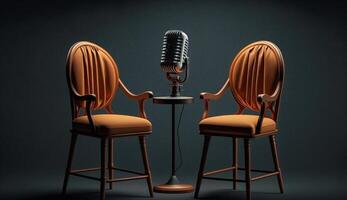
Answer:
[166,57,189,97]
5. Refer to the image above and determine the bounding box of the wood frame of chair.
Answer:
[62,41,154,200]
[194,41,285,200]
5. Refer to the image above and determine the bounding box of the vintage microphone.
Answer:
[160,30,189,97]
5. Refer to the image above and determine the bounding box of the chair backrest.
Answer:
[229,41,284,121]
[66,41,119,118]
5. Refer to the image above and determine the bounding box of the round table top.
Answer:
[153,96,194,104]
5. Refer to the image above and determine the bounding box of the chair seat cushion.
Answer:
[72,114,152,136]
[199,114,276,136]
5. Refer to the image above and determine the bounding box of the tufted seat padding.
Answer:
[73,114,152,136]
[199,115,276,136]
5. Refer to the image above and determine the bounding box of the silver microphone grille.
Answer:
[160,30,189,73]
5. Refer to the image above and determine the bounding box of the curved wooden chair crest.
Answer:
[195,41,285,200]
[62,41,154,200]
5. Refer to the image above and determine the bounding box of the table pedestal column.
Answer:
[153,104,194,193]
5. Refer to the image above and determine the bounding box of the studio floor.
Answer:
[1,172,346,200]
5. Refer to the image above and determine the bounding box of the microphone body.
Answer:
[160,30,189,97]
[160,30,189,73]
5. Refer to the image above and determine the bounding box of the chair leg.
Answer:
[232,137,238,190]
[244,139,251,200]
[100,138,107,200]
[62,133,78,195]
[194,135,211,199]
[139,136,154,197]
[108,138,114,190]
[269,135,284,193]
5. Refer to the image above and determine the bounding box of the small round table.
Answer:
[153,96,194,193]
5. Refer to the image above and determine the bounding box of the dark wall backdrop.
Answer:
[1,0,347,198]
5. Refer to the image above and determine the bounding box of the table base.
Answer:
[154,175,194,193]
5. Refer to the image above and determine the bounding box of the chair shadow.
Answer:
[11,190,151,200]
[8,188,347,200]
[199,189,346,200]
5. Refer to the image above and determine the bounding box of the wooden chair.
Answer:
[194,41,285,200]
[62,41,154,200]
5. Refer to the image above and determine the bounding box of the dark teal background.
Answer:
[0,0,346,199]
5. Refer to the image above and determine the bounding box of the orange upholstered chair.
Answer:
[62,41,153,200]
[195,41,285,200]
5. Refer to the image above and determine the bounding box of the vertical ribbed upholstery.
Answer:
[66,41,119,111]
[229,41,284,113]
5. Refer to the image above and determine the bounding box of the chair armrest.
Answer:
[255,83,281,135]
[119,79,153,118]
[74,93,97,101]
[257,94,277,104]
[200,79,229,100]
[73,93,97,131]
[200,79,229,119]
[200,92,222,100]
[257,83,281,104]
[119,79,153,100]
[128,91,153,100]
